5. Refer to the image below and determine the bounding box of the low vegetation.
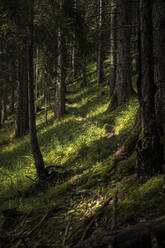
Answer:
[0,66,165,248]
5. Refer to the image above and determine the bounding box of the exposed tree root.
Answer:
[73,216,165,248]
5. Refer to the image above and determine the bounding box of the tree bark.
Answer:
[137,0,164,175]
[72,0,77,78]
[0,97,2,128]
[108,0,117,109]
[73,216,165,248]
[72,43,76,78]
[14,49,29,138]
[55,26,65,119]
[35,47,39,113]
[111,0,133,109]
[1,91,7,124]
[44,72,48,123]
[81,57,87,87]
[28,0,45,180]
[10,84,15,115]
[152,0,165,136]
[10,61,16,115]
[97,0,104,84]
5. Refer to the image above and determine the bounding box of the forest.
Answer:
[0,0,165,247]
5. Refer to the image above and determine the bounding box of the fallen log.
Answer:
[73,216,165,248]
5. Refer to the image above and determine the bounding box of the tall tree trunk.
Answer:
[23,58,29,132]
[10,84,15,115]
[44,72,48,123]
[72,44,76,78]
[81,57,87,87]
[137,0,163,175]
[54,2,65,120]
[10,63,16,115]
[108,0,117,109]
[111,0,133,109]
[152,0,165,136]
[28,0,45,180]
[14,50,29,138]
[97,0,104,84]
[0,97,2,128]
[35,47,39,113]
[72,0,77,78]
[15,72,23,137]
[131,1,139,78]
[1,92,7,124]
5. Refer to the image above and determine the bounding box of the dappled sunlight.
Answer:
[0,61,163,247]
[86,102,109,119]
[114,99,138,135]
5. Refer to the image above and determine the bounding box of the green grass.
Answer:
[0,62,164,247]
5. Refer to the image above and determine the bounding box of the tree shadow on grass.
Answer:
[0,117,79,171]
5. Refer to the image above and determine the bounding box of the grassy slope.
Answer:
[0,64,165,247]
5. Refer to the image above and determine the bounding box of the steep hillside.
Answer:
[0,72,165,248]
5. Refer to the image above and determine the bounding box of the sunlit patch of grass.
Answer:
[0,79,139,215]
[1,60,163,247]
[0,120,14,146]
[0,82,113,211]
[114,99,138,134]
[86,61,97,74]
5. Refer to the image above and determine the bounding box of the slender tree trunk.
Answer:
[72,45,75,77]
[0,97,2,128]
[72,0,77,78]
[81,57,87,87]
[45,94,48,123]
[28,0,45,180]
[15,75,23,137]
[35,47,39,113]
[10,62,17,115]
[137,0,163,175]
[54,13,65,119]
[1,92,7,124]
[23,56,29,132]
[97,0,104,84]
[10,84,15,115]
[44,72,48,123]
[108,0,117,109]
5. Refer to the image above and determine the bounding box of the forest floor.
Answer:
[0,64,165,248]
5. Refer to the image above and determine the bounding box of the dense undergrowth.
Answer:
[0,63,165,248]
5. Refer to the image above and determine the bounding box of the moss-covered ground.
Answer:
[0,63,165,248]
